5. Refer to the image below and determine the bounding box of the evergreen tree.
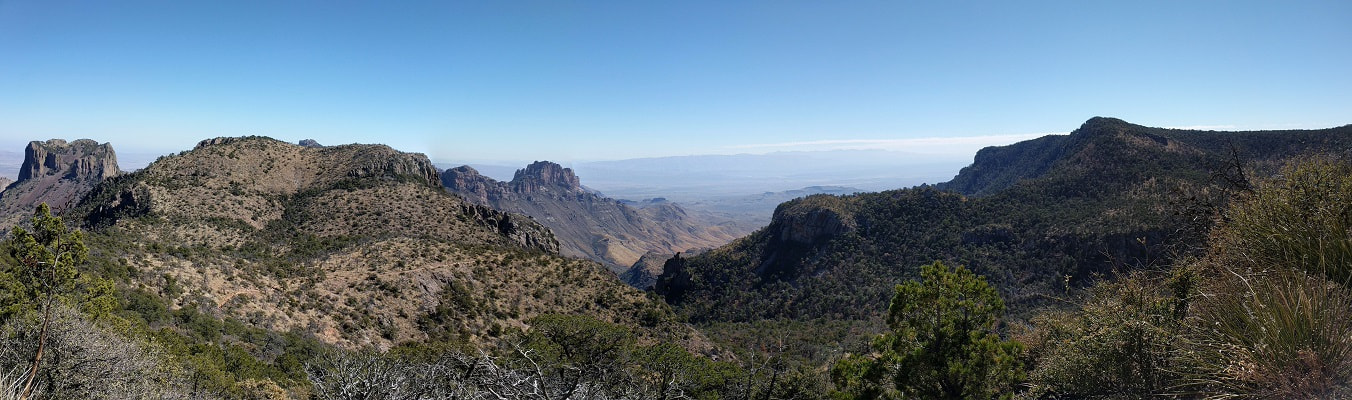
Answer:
[6,203,89,399]
[833,261,1023,399]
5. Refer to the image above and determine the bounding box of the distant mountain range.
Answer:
[3,117,1351,397]
[434,149,965,202]
[441,161,747,274]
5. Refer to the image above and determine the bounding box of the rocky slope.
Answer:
[0,139,120,229]
[442,161,743,273]
[67,137,694,350]
[656,117,1352,322]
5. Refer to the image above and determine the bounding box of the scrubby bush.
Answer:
[1210,157,1352,286]
[1022,268,1191,397]
[1174,158,1352,397]
[0,305,190,399]
[1180,268,1352,398]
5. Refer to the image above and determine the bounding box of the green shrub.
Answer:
[1024,269,1189,397]
[1177,158,1352,397]
[1212,157,1352,286]
[831,262,1023,399]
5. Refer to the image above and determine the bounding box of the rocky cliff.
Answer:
[443,161,742,273]
[0,139,120,228]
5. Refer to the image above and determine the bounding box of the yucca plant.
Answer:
[1180,267,1352,398]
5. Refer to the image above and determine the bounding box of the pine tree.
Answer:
[7,203,88,400]
[832,261,1023,399]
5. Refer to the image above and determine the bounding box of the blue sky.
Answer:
[1,1,1348,164]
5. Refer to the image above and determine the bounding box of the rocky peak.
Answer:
[441,166,498,204]
[18,139,120,183]
[510,161,581,193]
[299,139,324,148]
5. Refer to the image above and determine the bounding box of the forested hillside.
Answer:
[657,118,1352,322]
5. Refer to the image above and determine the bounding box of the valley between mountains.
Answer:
[2,117,1351,398]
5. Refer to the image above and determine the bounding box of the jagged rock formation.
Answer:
[0,139,120,229]
[620,248,707,290]
[442,161,742,273]
[63,137,710,350]
[299,139,324,148]
[657,117,1352,322]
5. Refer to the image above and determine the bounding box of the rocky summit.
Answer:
[0,138,120,228]
[443,161,743,274]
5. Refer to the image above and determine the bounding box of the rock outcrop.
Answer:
[621,249,707,290]
[511,161,582,194]
[771,199,854,245]
[443,161,742,274]
[18,139,120,182]
[0,139,120,228]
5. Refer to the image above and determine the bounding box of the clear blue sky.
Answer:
[1,1,1348,164]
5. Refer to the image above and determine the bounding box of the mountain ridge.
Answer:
[655,117,1352,323]
[442,161,743,273]
[59,136,696,350]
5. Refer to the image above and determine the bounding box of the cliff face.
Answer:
[19,139,120,182]
[443,161,741,274]
[511,161,581,194]
[0,139,120,228]
[937,117,1352,196]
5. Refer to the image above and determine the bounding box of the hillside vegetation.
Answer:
[657,117,1352,323]
[1,136,748,398]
